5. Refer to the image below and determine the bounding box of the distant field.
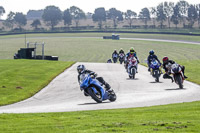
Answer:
[0,33,200,61]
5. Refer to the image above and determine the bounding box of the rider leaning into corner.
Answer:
[162,56,188,82]
[147,50,162,72]
[125,47,140,72]
[77,65,113,94]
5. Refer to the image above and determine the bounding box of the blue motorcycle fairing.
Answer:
[150,60,160,70]
[80,74,109,101]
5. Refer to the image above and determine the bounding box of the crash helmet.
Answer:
[77,65,85,74]
[130,47,135,54]
[149,50,154,55]
[162,56,169,64]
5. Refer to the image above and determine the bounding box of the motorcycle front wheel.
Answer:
[87,87,103,103]
[175,75,183,89]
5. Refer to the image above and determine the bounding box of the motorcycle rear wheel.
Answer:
[109,92,117,102]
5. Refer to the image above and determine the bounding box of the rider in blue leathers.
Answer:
[147,50,161,72]
[77,65,113,94]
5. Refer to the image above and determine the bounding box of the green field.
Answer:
[0,101,200,132]
[0,33,200,132]
[0,60,74,106]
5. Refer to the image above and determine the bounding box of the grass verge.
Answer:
[0,101,200,132]
[0,59,74,106]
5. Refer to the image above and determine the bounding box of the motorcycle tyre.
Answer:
[155,70,159,82]
[109,92,117,102]
[175,75,183,89]
[87,87,103,103]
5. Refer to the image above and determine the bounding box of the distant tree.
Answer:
[31,19,41,29]
[107,8,123,29]
[196,4,200,28]
[14,12,27,30]
[177,0,189,27]
[150,7,157,28]
[92,7,106,29]
[3,11,15,30]
[187,4,198,28]
[0,6,5,19]
[138,8,150,28]
[124,10,137,29]
[42,6,62,30]
[171,5,181,28]
[156,3,167,29]
[63,9,72,28]
[164,1,174,28]
[69,6,86,28]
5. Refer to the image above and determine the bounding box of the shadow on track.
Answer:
[165,88,186,91]
[149,81,163,83]
[78,101,111,105]
[126,78,139,80]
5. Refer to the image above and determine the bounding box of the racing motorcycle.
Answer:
[112,54,118,63]
[79,74,117,103]
[150,59,162,82]
[127,57,138,79]
[170,63,184,89]
[119,53,125,64]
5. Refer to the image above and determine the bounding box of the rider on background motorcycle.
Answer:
[112,49,119,62]
[162,56,188,82]
[125,47,139,71]
[77,65,113,93]
[119,48,125,54]
[147,50,162,72]
[127,56,138,75]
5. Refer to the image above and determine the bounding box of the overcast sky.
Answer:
[1,0,200,19]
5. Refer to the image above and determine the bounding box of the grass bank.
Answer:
[0,60,74,106]
[0,101,200,132]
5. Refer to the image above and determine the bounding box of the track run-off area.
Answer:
[0,62,200,113]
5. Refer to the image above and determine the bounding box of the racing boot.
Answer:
[170,77,174,83]
[184,75,188,79]
[105,83,113,92]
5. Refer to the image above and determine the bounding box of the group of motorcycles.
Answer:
[78,54,185,103]
[149,59,185,89]
[113,54,185,89]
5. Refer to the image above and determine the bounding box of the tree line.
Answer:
[0,0,200,31]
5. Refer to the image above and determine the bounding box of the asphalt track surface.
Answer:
[0,62,200,113]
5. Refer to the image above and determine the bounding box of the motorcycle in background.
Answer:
[127,57,138,79]
[119,53,125,64]
[170,63,184,89]
[79,74,117,103]
[112,53,118,63]
[150,59,162,82]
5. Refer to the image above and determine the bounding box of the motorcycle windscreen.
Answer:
[80,74,90,88]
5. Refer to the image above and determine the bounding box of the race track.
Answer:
[0,62,200,113]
